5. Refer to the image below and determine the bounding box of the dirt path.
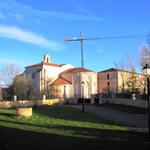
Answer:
[72,105,148,133]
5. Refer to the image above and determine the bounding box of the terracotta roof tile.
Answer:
[26,63,42,67]
[51,77,71,85]
[60,67,94,75]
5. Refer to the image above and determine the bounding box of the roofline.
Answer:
[25,62,64,68]
[98,68,118,73]
[60,67,95,75]
[98,67,143,75]
[51,76,72,86]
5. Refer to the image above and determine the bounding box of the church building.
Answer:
[23,54,97,102]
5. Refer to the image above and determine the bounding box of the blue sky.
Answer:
[0,0,150,72]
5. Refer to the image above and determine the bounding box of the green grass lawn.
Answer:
[0,105,149,150]
[98,103,148,114]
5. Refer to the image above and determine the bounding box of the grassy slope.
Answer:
[0,105,149,150]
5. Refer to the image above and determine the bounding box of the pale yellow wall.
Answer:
[80,72,97,98]
[49,71,97,99]
[117,71,129,93]
[50,84,72,99]
[117,71,145,93]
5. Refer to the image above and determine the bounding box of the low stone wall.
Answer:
[99,97,148,108]
[0,99,63,108]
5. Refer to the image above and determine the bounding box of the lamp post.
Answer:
[142,64,150,137]
[64,85,66,103]
[82,81,85,113]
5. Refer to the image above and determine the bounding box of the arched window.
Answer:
[47,57,49,63]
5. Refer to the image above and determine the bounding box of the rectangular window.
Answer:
[107,82,110,93]
[32,73,36,79]
[107,74,109,80]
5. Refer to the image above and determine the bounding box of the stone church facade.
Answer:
[23,54,97,102]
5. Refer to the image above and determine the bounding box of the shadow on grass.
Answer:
[0,106,148,131]
[0,112,15,117]
[0,118,145,139]
[0,125,149,150]
[0,106,149,150]
[33,105,116,125]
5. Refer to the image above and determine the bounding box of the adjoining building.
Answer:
[97,68,145,94]
[50,68,97,101]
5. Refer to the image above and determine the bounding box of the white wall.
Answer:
[43,64,74,77]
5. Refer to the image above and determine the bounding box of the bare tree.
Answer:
[0,64,22,86]
[114,60,127,93]
[114,57,142,94]
[114,60,126,71]
[41,73,54,98]
[139,44,150,67]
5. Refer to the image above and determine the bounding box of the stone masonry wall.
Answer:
[99,97,148,108]
[0,99,63,108]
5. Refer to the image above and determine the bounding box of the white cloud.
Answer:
[44,11,102,21]
[0,25,63,51]
[0,0,104,22]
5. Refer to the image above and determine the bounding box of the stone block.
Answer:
[16,107,32,117]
